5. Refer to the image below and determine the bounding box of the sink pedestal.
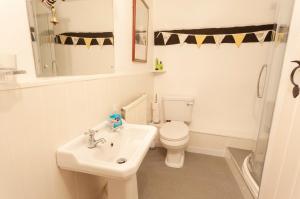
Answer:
[107,174,138,199]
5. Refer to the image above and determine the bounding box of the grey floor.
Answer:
[137,148,244,199]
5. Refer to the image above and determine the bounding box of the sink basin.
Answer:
[57,121,157,199]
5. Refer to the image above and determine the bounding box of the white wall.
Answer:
[153,0,277,29]
[0,1,36,80]
[0,73,154,199]
[153,0,277,140]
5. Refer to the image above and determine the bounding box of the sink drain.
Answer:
[116,158,127,164]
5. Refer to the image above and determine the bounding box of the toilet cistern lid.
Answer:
[160,121,189,141]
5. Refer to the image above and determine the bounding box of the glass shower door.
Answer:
[250,0,295,187]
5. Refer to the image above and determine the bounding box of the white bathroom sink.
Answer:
[57,121,157,179]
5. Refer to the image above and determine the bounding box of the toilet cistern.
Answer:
[160,96,194,168]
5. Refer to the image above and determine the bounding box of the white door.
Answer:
[259,0,300,198]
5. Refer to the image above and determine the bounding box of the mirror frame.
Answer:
[132,0,149,63]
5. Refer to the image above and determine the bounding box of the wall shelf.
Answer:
[152,70,166,74]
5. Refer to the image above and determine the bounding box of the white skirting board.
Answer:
[186,146,225,157]
[186,131,256,157]
[151,129,256,157]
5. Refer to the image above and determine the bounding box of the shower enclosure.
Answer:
[243,0,296,197]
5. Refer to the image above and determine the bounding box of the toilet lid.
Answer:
[160,121,189,141]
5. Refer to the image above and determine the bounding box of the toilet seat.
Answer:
[160,121,189,141]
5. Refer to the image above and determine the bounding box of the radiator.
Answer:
[121,94,148,124]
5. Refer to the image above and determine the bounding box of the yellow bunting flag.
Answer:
[213,34,225,46]
[59,35,67,45]
[233,33,246,48]
[84,38,93,49]
[195,35,206,48]
[271,31,276,42]
[276,33,287,45]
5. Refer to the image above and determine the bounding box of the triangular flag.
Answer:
[271,31,276,41]
[195,35,206,48]
[60,35,67,45]
[178,34,189,45]
[155,32,162,39]
[97,38,105,46]
[161,32,172,44]
[72,37,80,45]
[213,34,225,46]
[84,38,93,48]
[109,37,114,45]
[233,33,246,48]
[255,31,268,44]
[276,32,286,45]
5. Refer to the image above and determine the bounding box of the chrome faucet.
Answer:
[85,129,106,149]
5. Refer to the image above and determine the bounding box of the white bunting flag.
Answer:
[177,34,189,45]
[109,37,114,45]
[161,32,172,44]
[59,35,67,45]
[155,32,162,39]
[72,37,79,45]
[255,31,268,44]
[97,38,105,47]
[213,34,226,46]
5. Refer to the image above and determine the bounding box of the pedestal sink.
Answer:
[56,121,157,199]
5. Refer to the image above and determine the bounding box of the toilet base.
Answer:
[165,149,185,168]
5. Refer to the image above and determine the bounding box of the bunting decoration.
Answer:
[232,33,246,48]
[72,37,80,45]
[54,32,114,48]
[161,32,172,44]
[83,38,93,48]
[59,35,67,45]
[195,35,206,47]
[108,37,114,45]
[97,38,105,47]
[213,34,226,46]
[154,24,277,47]
[255,31,269,44]
[178,34,189,45]
[275,26,289,45]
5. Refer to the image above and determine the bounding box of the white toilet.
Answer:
[160,96,194,168]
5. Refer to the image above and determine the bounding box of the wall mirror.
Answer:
[132,0,149,63]
[26,0,114,77]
